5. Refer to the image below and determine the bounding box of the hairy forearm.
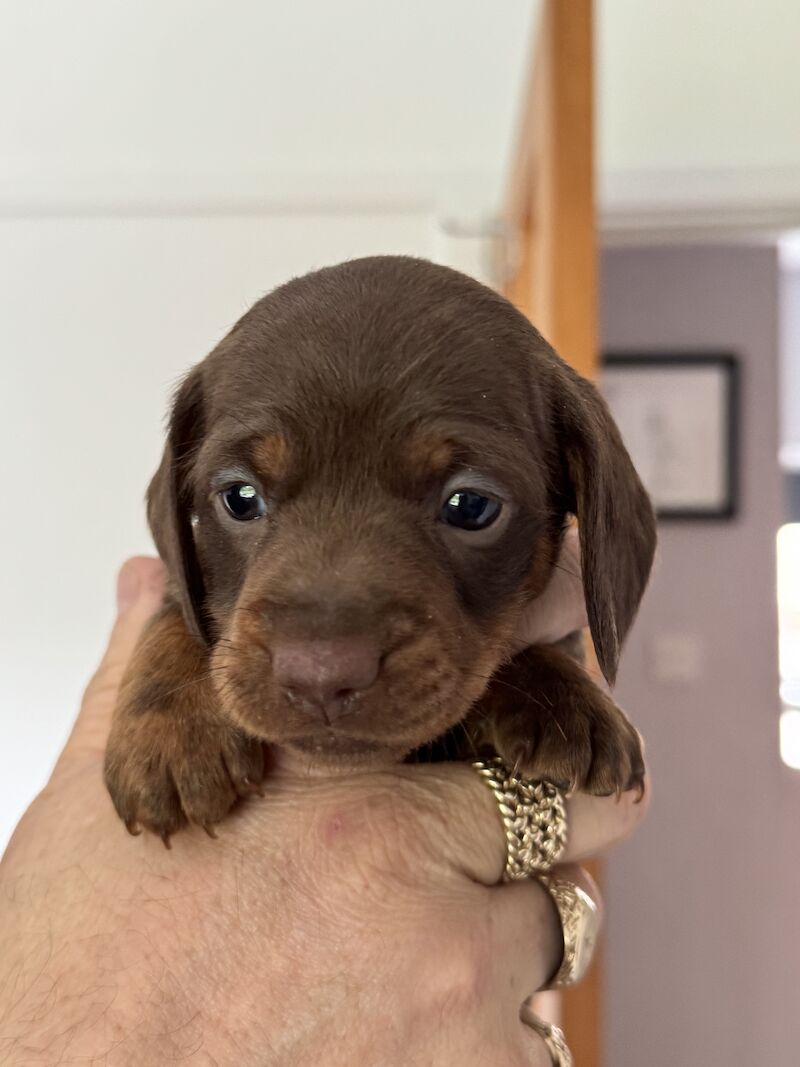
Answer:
[0,926,418,1067]
[0,882,546,1067]
[1,765,564,1067]
[0,873,191,1063]
[0,828,410,1067]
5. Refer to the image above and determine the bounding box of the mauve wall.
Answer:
[600,245,800,1066]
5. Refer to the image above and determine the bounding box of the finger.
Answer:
[487,879,561,996]
[564,769,650,861]
[519,991,580,1066]
[413,761,649,887]
[490,864,601,1021]
[517,1020,558,1067]
[511,524,587,650]
[62,556,166,760]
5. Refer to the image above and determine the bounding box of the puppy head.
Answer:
[148,256,655,763]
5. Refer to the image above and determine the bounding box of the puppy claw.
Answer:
[202,823,219,839]
[125,819,142,837]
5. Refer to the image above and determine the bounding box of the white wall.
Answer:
[597,0,800,227]
[598,0,800,175]
[0,0,537,215]
[0,210,441,848]
[5,0,800,225]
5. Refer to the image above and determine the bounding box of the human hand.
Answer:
[0,557,647,1066]
[512,524,588,652]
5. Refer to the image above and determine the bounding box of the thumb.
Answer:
[62,556,166,762]
[511,523,587,651]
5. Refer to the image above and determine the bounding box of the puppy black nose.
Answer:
[271,637,380,722]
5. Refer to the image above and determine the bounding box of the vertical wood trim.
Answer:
[503,2,602,1065]
[505,0,596,377]
[563,860,603,1067]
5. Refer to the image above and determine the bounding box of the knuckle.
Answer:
[310,775,432,881]
[412,914,493,1019]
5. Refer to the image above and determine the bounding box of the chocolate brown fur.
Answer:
[105,256,656,839]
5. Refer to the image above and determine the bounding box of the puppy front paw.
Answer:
[103,602,265,842]
[477,647,645,797]
[491,693,644,797]
[104,708,265,843]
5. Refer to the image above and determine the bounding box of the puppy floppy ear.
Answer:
[552,361,656,686]
[146,367,209,643]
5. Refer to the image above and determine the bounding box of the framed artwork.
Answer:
[601,352,740,520]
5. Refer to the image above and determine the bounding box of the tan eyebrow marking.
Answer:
[406,430,454,482]
[252,432,292,483]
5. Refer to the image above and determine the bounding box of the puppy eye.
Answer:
[220,483,266,521]
[440,490,501,531]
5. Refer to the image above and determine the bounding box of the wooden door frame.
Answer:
[504,0,596,377]
[502,2,602,1065]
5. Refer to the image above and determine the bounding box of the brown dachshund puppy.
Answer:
[104,256,656,842]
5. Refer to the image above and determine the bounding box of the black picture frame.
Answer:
[601,352,740,521]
